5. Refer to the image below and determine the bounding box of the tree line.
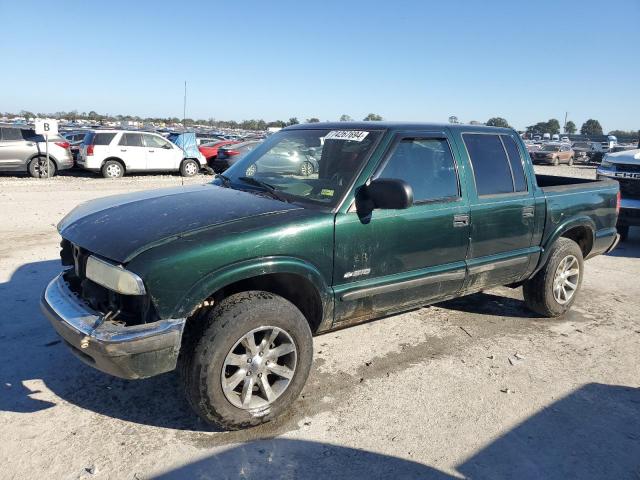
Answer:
[2,110,385,131]
[485,117,636,137]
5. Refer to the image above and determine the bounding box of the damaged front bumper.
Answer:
[41,273,186,379]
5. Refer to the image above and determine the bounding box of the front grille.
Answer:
[616,163,640,174]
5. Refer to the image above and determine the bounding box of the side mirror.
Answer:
[356,178,413,220]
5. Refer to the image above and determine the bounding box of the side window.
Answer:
[143,134,171,148]
[93,133,116,145]
[120,133,143,147]
[463,134,514,196]
[377,137,459,203]
[1,128,24,141]
[500,135,527,192]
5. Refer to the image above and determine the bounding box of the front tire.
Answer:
[553,156,560,166]
[181,291,313,430]
[180,159,199,177]
[568,156,574,166]
[523,237,583,317]
[28,157,56,178]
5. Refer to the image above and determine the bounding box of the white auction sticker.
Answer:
[325,130,369,142]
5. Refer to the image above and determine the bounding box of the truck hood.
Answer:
[58,184,302,263]
[607,149,640,165]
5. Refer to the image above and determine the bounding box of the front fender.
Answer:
[172,255,333,324]
[533,215,595,275]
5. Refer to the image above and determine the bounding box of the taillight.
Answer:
[87,144,94,156]
[55,141,70,149]
[616,190,621,214]
[226,150,240,156]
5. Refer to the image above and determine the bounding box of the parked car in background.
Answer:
[211,140,261,173]
[198,140,241,163]
[62,131,90,164]
[531,143,575,165]
[77,130,204,178]
[196,136,225,146]
[571,141,592,162]
[597,148,640,241]
[0,126,73,177]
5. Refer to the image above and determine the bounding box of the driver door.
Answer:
[143,133,180,171]
[332,131,470,327]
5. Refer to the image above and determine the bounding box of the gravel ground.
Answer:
[1,165,639,479]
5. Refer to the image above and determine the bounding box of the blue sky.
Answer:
[0,0,637,131]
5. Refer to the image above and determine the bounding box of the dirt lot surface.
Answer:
[1,166,639,479]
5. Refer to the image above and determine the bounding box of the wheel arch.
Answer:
[174,257,333,334]
[102,157,126,171]
[533,217,595,276]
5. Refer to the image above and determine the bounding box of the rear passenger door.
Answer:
[118,133,147,171]
[460,132,536,289]
[333,131,470,325]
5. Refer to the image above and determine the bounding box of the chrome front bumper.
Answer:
[41,273,186,379]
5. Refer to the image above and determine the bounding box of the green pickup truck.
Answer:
[42,122,620,429]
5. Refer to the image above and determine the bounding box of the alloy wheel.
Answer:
[553,255,580,304]
[221,326,297,410]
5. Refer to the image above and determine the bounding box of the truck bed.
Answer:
[535,174,607,191]
[536,174,619,259]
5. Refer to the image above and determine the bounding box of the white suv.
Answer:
[77,130,203,178]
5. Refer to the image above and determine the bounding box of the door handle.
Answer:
[522,206,535,218]
[148,150,154,153]
[120,149,127,152]
[453,214,469,227]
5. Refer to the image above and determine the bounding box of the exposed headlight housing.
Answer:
[85,256,146,295]
[600,158,613,168]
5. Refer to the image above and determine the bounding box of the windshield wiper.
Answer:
[216,173,232,187]
[237,176,290,203]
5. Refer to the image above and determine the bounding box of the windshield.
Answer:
[215,128,382,207]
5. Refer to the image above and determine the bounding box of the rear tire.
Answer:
[180,159,199,177]
[101,160,124,178]
[180,291,313,430]
[28,157,56,178]
[523,237,584,317]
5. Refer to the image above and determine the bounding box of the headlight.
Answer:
[600,159,612,168]
[85,256,146,295]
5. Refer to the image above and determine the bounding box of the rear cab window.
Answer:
[463,133,528,196]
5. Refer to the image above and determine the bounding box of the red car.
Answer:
[198,140,240,163]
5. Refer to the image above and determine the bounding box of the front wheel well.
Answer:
[198,273,324,334]
[560,225,593,257]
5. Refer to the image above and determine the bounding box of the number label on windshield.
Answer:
[325,130,369,142]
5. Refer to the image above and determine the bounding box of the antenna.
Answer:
[183,80,187,128]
